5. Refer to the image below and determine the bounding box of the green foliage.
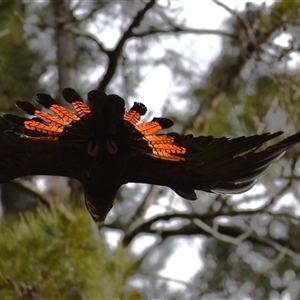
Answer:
[193,0,300,138]
[0,206,141,300]
[272,0,300,20]
[0,0,42,109]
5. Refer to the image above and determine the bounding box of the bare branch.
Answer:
[211,0,251,32]
[193,217,300,264]
[66,25,108,53]
[132,27,237,39]
[211,0,243,19]
[254,233,300,260]
[261,179,292,211]
[260,159,297,212]
[193,218,252,245]
[143,272,202,290]
[74,2,110,21]
[97,0,156,91]
[9,179,54,208]
[125,185,155,232]
[121,211,211,246]
[212,0,259,50]
[262,247,288,273]
[118,209,300,264]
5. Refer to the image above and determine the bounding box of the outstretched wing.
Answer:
[124,130,300,200]
[4,88,92,143]
[0,88,124,224]
[0,88,94,183]
[2,87,300,224]
[0,117,87,183]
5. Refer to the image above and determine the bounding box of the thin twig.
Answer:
[143,272,202,290]
[254,233,300,260]
[97,0,156,91]
[212,0,259,52]
[124,185,156,238]
[262,247,288,273]
[66,25,108,53]
[193,217,252,245]
[132,28,237,39]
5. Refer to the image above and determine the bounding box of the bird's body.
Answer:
[1,88,300,223]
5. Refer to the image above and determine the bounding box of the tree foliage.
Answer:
[0,206,141,299]
[0,0,42,111]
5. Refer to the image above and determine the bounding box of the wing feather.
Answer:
[0,118,86,183]
[124,131,300,197]
[3,88,300,223]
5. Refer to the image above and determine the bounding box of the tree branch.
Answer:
[192,218,252,245]
[97,0,156,91]
[132,27,237,39]
[254,232,300,260]
[119,210,300,263]
[125,185,155,234]
[212,0,259,50]
[66,25,108,53]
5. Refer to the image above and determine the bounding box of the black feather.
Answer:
[87,90,108,114]
[3,114,29,127]
[15,101,38,115]
[31,117,47,124]
[4,130,23,138]
[62,88,83,103]
[106,95,125,118]
[172,188,197,200]
[36,93,58,108]
[131,102,147,115]
[152,117,174,129]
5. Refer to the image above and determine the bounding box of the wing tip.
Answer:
[172,188,197,200]
[35,93,57,108]
[152,117,173,129]
[15,100,37,115]
[62,88,83,103]
[132,102,147,116]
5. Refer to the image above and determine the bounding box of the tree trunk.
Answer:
[51,0,83,206]
[51,0,76,97]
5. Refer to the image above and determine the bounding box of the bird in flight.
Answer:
[1,88,299,224]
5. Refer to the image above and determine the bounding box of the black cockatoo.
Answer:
[1,88,299,224]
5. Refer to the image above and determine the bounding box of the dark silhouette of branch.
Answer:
[212,0,252,32]
[212,0,261,52]
[97,0,156,91]
[132,28,237,39]
[66,26,108,53]
[2,180,53,212]
[71,2,110,21]
[118,212,300,261]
